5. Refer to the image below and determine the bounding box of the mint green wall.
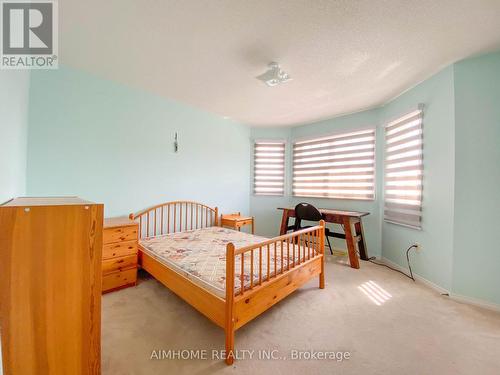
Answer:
[250,127,292,237]
[0,71,30,203]
[26,67,251,217]
[380,66,456,290]
[0,70,30,373]
[452,52,500,304]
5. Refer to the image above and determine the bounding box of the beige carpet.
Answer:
[102,257,500,375]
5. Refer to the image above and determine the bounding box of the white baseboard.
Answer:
[448,293,500,313]
[379,257,500,313]
[380,256,449,294]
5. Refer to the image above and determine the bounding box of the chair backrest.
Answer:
[294,202,323,229]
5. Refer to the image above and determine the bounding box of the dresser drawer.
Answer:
[103,225,138,244]
[102,240,137,259]
[102,254,137,275]
[102,268,137,292]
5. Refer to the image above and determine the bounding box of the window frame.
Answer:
[383,105,424,230]
[292,126,377,201]
[252,139,287,197]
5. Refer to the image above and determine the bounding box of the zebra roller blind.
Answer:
[292,129,376,200]
[253,141,285,196]
[384,108,424,229]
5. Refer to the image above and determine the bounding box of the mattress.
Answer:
[139,227,308,298]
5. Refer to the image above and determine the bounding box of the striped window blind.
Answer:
[384,108,424,229]
[292,129,376,200]
[253,141,285,196]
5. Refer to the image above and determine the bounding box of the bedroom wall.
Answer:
[249,127,292,237]
[0,71,30,203]
[452,51,500,305]
[26,66,251,218]
[379,66,456,291]
[0,70,30,375]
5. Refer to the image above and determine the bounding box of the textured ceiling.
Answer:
[60,0,500,126]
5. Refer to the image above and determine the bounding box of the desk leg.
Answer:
[355,221,368,260]
[279,209,290,235]
[343,217,360,269]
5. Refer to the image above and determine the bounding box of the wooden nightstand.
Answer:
[221,212,255,234]
[102,217,139,293]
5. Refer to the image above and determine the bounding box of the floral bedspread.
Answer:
[140,227,307,298]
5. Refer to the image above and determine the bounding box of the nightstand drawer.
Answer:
[235,219,253,227]
[103,225,138,244]
[102,254,137,275]
[102,268,137,293]
[102,240,137,259]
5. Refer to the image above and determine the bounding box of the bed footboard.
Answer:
[224,220,325,364]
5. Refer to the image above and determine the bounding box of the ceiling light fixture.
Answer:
[256,62,292,87]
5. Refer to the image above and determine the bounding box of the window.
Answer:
[292,129,376,200]
[384,108,423,229]
[253,140,285,196]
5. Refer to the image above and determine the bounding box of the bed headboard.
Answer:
[129,201,218,239]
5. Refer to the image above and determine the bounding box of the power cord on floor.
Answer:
[367,245,417,282]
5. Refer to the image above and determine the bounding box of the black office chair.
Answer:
[293,203,333,254]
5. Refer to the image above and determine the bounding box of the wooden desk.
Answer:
[221,213,255,234]
[278,207,369,269]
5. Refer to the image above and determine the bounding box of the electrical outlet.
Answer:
[414,242,421,252]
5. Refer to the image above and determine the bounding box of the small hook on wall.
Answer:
[174,132,179,153]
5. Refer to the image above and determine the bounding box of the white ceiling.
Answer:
[60,0,500,127]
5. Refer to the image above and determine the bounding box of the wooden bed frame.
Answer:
[130,201,325,365]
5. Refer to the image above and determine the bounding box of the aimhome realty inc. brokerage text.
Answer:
[150,349,352,362]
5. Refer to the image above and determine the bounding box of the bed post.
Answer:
[319,220,325,289]
[215,207,219,226]
[225,242,235,365]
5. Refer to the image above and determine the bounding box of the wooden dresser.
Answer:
[0,197,103,374]
[102,217,139,293]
